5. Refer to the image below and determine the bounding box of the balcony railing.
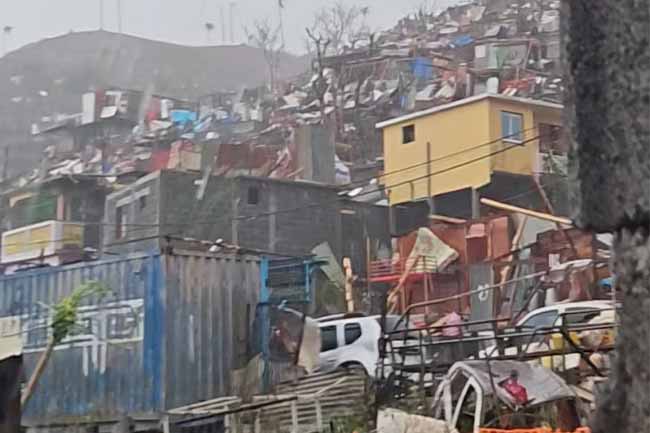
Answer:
[1,220,84,264]
[369,257,441,282]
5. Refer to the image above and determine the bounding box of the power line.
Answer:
[344,126,541,189]
[1,133,553,240]
[4,128,545,230]
[216,134,545,223]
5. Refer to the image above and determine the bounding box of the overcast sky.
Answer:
[3,0,461,55]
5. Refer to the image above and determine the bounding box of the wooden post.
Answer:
[315,400,323,432]
[423,257,430,316]
[343,257,354,312]
[502,216,528,316]
[365,236,372,307]
[290,400,298,433]
[471,188,480,219]
[427,141,434,215]
[254,411,261,433]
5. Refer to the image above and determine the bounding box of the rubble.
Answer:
[2,0,564,203]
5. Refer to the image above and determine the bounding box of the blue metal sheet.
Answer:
[0,254,155,422]
[0,251,261,427]
[266,258,317,304]
[161,253,260,409]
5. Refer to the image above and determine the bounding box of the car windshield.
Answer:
[520,311,559,329]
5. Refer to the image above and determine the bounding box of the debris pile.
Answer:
[2,0,562,200]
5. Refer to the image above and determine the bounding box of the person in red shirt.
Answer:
[499,370,529,406]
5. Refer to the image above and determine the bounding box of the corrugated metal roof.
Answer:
[376,94,563,129]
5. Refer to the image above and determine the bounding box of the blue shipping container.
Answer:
[0,251,260,427]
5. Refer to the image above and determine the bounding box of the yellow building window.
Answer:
[501,111,523,142]
[402,124,415,144]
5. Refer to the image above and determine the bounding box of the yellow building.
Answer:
[376,94,563,209]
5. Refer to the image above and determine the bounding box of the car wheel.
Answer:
[339,362,368,376]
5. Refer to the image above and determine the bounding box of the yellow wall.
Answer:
[488,99,537,175]
[382,99,492,205]
[489,100,561,175]
[381,96,562,205]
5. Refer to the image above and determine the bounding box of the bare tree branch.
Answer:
[306,28,331,122]
[246,20,284,92]
[307,2,371,56]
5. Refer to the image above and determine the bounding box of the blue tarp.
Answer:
[170,109,197,124]
[452,35,474,47]
[411,57,433,80]
[599,277,614,288]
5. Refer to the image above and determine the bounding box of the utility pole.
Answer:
[99,0,104,30]
[1,146,8,180]
[116,0,123,33]
[426,141,434,216]
[220,6,226,44]
[229,2,235,43]
[278,0,286,48]
[564,2,650,433]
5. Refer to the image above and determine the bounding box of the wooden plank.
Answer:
[480,198,573,225]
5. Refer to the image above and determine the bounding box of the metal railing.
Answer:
[377,310,618,405]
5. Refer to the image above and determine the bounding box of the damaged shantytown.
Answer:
[0,1,628,433]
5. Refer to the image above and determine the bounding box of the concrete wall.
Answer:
[103,171,163,255]
[104,171,235,255]
[103,172,390,280]
[382,98,492,204]
[157,171,234,244]
[234,177,341,257]
[295,124,336,184]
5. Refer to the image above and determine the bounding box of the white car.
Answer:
[316,314,428,378]
[480,300,616,363]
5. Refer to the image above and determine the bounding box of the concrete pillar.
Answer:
[564,1,650,432]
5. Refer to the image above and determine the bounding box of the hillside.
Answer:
[0,30,308,176]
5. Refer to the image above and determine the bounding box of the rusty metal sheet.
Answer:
[489,216,510,260]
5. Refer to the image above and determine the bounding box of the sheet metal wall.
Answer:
[162,252,260,409]
[0,251,260,426]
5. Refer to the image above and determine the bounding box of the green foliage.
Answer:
[51,281,109,343]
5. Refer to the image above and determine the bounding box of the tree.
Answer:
[308,2,371,55]
[21,282,108,409]
[246,20,283,93]
[564,1,650,433]
[305,28,331,122]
